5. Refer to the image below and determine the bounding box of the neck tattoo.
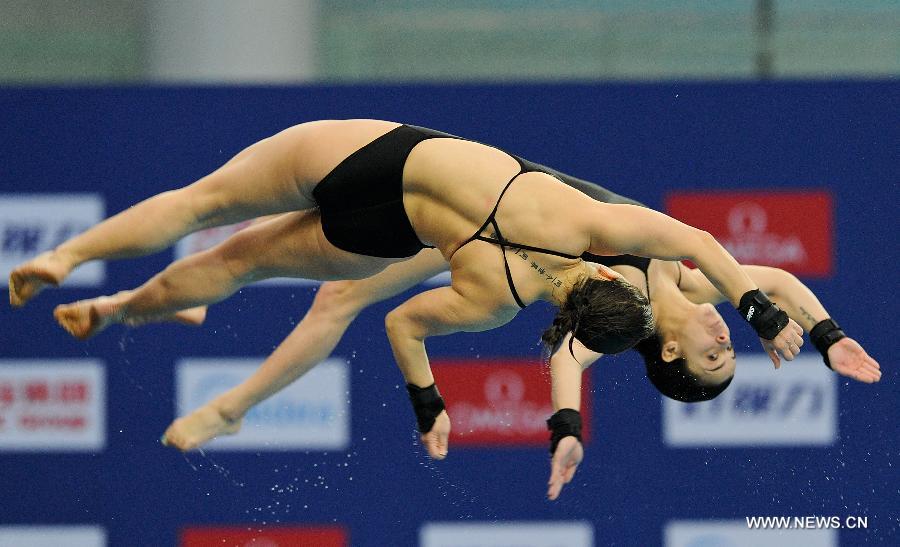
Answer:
[507,246,564,289]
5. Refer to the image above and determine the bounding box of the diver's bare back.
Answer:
[291,119,593,261]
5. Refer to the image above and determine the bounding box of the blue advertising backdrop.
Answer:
[0,82,897,546]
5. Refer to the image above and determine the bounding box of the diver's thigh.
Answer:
[216,211,397,282]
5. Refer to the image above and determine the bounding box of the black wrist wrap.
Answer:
[738,289,789,340]
[406,383,446,433]
[809,318,846,369]
[546,408,582,455]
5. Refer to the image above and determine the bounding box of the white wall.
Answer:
[145,0,317,82]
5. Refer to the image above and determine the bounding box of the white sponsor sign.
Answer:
[0,194,104,286]
[176,358,349,450]
[0,526,106,547]
[0,360,106,451]
[175,222,319,286]
[663,355,836,447]
[420,521,593,547]
[665,520,836,547]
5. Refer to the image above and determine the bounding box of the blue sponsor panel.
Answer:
[0,83,896,546]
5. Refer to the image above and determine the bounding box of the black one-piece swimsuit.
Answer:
[312,124,646,308]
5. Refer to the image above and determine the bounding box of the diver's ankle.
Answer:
[212,394,246,423]
[50,247,79,275]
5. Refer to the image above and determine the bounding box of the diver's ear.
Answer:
[595,264,619,281]
[661,340,680,363]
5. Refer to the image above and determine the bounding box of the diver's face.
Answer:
[677,303,736,384]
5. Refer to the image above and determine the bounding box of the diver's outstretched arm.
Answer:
[548,334,603,412]
[583,201,804,359]
[546,333,602,501]
[684,265,881,383]
[385,271,518,461]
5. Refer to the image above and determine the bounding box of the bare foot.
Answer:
[172,306,208,326]
[54,290,207,338]
[54,294,126,340]
[161,405,242,451]
[9,251,73,307]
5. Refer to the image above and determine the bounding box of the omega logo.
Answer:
[727,202,768,235]
[484,370,526,403]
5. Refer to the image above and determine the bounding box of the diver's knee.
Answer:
[179,176,243,229]
[212,243,257,285]
[311,280,366,319]
[384,307,411,340]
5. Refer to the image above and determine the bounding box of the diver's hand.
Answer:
[761,318,804,368]
[547,436,583,501]
[421,410,450,460]
[827,338,881,383]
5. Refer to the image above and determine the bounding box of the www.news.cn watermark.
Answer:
[746,516,869,530]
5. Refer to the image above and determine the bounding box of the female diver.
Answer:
[8,120,814,493]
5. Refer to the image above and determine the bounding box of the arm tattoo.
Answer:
[799,306,818,325]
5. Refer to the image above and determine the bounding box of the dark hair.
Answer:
[542,277,653,356]
[635,333,733,402]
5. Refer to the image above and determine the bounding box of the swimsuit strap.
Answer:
[472,236,582,261]
[461,168,528,308]
[471,161,581,260]
[468,165,525,242]
[460,163,581,309]
[487,217,527,309]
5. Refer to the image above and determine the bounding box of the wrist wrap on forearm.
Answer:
[406,383,445,433]
[738,289,789,340]
[546,408,582,455]
[809,318,846,369]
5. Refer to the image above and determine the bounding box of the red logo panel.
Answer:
[181,526,347,547]
[433,359,591,447]
[665,191,833,277]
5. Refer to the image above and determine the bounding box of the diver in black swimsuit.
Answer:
[31,121,672,354]
[313,124,642,261]
[313,123,645,333]
[11,119,804,458]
